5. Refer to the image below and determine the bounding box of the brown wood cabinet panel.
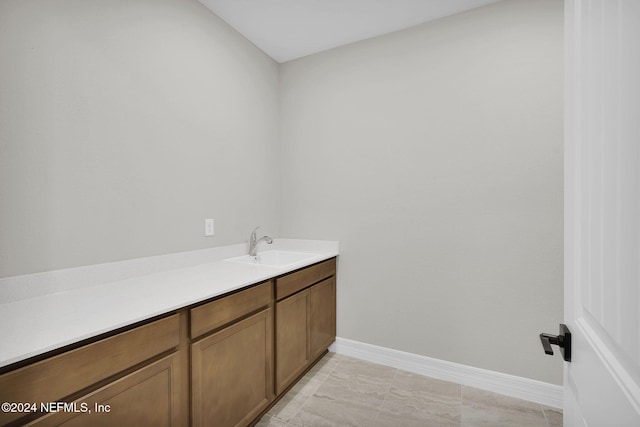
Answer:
[190,281,272,339]
[26,352,182,427]
[1,256,336,427]
[276,258,336,301]
[275,290,309,395]
[177,308,190,427]
[0,314,181,426]
[191,308,273,427]
[309,277,336,360]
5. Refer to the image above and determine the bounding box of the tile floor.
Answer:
[256,352,562,427]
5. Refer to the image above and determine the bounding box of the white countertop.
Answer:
[0,239,338,369]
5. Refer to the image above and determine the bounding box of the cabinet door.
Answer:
[191,308,273,427]
[309,277,336,360]
[0,314,181,426]
[28,352,182,427]
[275,289,309,395]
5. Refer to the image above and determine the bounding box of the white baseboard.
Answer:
[329,337,563,409]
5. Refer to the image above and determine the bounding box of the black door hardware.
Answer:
[539,324,571,362]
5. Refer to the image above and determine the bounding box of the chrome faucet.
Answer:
[249,226,273,257]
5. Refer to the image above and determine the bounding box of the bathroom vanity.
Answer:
[0,242,337,427]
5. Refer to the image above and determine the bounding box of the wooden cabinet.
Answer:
[0,314,184,426]
[275,259,336,394]
[309,276,336,360]
[276,289,311,394]
[276,258,336,300]
[26,353,182,427]
[190,282,272,340]
[0,257,336,427]
[190,281,273,427]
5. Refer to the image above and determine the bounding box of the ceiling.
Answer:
[198,0,502,63]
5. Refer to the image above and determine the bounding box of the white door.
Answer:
[564,1,640,426]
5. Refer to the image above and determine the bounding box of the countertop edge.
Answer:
[0,239,338,369]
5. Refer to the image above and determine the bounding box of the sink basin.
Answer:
[225,250,321,268]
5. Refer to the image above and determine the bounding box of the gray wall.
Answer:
[0,0,563,385]
[0,0,280,277]
[279,0,564,384]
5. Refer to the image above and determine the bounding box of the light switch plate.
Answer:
[204,219,214,236]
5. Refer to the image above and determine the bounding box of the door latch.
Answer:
[539,324,571,362]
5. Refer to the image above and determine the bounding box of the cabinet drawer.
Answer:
[0,313,180,426]
[276,258,336,301]
[190,280,272,339]
[26,352,182,427]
